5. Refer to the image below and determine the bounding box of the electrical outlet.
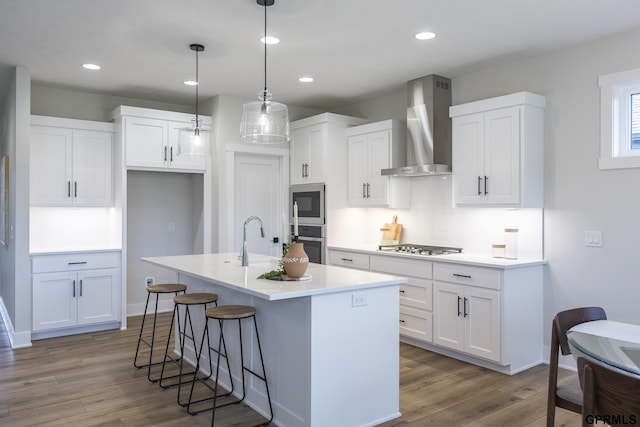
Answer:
[145,277,154,287]
[352,293,367,307]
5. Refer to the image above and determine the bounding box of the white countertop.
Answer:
[328,244,547,268]
[141,252,407,301]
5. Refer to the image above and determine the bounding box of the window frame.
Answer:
[599,67,640,170]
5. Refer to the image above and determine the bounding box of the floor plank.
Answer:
[0,313,581,426]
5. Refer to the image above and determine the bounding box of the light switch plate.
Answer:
[585,231,603,247]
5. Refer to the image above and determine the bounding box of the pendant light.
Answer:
[178,43,211,156]
[240,0,290,144]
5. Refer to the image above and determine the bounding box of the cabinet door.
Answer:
[30,126,73,206]
[366,131,391,205]
[72,130,113,206]
[290,123,325,184]
[464,287,501,362]
[347,135,369,206]
[32,272,77,331]
[432,282,464,351]
[166,121,206,172]
[484,107,520,205]
[124,117,168,169]
[452,113,485,205]
[77,269,119,325]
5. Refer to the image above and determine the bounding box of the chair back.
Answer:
[578,357,640,426]
[555,307,607,356]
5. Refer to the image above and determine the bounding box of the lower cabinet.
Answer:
[328,247,543,373]
[32,251,121,334]
[370,255,433,342]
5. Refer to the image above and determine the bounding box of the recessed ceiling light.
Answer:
[184,80,199,86]
[260,36,280,45]
[414,31,436,40]
[82,63,101,70]
[298,76,314,83]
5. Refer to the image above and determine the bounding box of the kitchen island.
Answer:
[142,252,407,427]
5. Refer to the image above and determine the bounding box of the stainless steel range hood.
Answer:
[382,75,452,176]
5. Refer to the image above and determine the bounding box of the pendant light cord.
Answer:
[263,0,268,94]
[195,47,200,124]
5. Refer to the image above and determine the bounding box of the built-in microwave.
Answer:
[290,183,325,225]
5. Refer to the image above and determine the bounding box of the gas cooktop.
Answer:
[378,244,463,256]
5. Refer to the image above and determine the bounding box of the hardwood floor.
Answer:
[0,314,582,426]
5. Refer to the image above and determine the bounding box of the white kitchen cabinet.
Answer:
[290,113,365,185]
[370,255,433,343]
[450,92,545,207]
[346,120,410,208]
[111,106,210,172]
[433,281,500,362]
[32,251,120,336]
[30,116,114,207]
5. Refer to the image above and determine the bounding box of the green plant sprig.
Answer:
[257,242,290,279]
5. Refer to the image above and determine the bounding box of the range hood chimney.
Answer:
[382,74,452,176]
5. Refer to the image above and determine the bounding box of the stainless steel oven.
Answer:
[290,183,325,225]
[291,224,326,264]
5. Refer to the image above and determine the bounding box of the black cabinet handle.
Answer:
[453,273,472,279]
[399,289,405,294]
[477,176,481,195]
[164,146,168,161]
[68,181,71,198]
[72,280,76,298]
[463,297,469,317]
[68,261,88,265]
[79,280,83,297]
[170,146,173,162]
[484,176,488,195]
[457,296,462,316]
[340,258,353,262]
[74,181,78,198]
[362,183,366,198]
[399,319,406,324]
[366,183,371,198]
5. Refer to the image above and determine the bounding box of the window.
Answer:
[599,68,640,169]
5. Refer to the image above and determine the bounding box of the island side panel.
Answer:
[309,284,401,427]
[174,273,313,427]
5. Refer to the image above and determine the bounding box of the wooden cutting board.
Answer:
[380,215,402,245]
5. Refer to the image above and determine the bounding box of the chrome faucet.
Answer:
[242,216,265,266]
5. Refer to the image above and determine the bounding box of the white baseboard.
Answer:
[0,296,32,348]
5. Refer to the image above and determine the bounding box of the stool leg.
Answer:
[251,315,274,426]
[133,290,152,368]
[158,303,179,386]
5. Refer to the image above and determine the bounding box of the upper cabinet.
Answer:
[110,106,211,173]
[346,120,410,208]
[289,113,365,185]
[31,116,114,207]
[449,92,545,208]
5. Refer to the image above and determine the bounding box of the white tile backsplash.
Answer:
[328,176,543,259]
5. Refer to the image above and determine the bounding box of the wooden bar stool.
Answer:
[134,283,187,382]
[158,292,224,407]
[187,305,273,426]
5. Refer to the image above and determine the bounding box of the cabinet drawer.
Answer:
[400,278,433,310]
[400,306,432,342]
[329,250,370,270]
[32,252,120,274]
[371,255,432,279]
[433,263,500,290]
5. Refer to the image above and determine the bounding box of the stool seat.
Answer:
[206,305,256,320]
[147,283,187,293]
[174,292,219,305]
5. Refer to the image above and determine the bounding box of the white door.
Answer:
[72,129,113,206]
[465,287,501,362]
[367,130,391,205]
[234,154,282,257]
[77,269,119,325]
[32,272,77,331]
[432,282,464,351]
[484,107,520,205]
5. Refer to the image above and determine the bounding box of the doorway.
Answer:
[234,153,284,257]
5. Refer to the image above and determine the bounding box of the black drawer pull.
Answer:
[453,273,471,279]
[399,319,406,324]
[340,258,353,262]
[399,289,405,294]
[68,261,88,265]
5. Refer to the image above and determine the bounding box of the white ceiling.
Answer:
[2,0,640,111]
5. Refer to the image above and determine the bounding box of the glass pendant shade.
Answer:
[178,118,212,155]
[240,89,290,144]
